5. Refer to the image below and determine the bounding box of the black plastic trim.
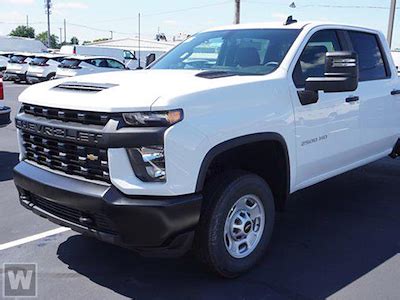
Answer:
[126,148,163,182]
[0,106,11,127]
[195,132,290,196]
[14,161,202,250]
[15,113,166,148]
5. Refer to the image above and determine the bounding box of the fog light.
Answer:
[126,146,166,182]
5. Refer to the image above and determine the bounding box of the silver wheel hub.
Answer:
[224,194,265,258]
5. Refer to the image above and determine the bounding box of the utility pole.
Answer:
[59,28,62,45]
[234,0,240,24]
[26,15,29,27]
[64,19,67,44]
[44,0,52,48]
[137,13,142,69]
[110,31,114,40]
[387,0,397,48]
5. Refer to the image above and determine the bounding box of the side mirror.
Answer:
[305,51,359,93]
[146,53,156,67]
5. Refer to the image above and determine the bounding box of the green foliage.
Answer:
[36,32,59,48]
[9,26,35,38]
[70,36,79,45]
[92,38,110,43]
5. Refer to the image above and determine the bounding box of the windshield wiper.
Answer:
[196,70,256,79]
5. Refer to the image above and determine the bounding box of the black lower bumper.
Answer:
[5,72,26,81]
[26,75,47,84]
[14,162,202,256]
[0,106,11,127]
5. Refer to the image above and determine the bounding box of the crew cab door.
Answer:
[289,29,361,189]
[346,30,400,156]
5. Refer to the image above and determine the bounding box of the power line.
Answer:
[91,0,232,24]
[245,0,399,9]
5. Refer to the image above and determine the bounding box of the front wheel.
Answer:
[195,171,275,278]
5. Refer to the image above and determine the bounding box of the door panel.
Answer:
[290,29,361,188]
[347,30,399,156]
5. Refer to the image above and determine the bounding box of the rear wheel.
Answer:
[46,73,56,81]
[195,171,275,278]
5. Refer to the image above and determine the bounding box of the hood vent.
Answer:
[54,81,118,92]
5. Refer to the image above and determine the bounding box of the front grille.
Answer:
[21,103,119,126]
[22,132,110,183]
[30,194,117,235]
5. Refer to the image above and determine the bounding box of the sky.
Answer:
[0,0,399,48]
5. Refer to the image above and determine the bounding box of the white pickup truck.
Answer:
[14,21,400,277]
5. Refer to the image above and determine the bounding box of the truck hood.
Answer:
[19,69,257,112]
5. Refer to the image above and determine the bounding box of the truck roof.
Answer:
[202,21,382,35]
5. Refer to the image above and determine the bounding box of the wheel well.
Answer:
[197,135,290,210]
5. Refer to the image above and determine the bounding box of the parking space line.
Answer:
[0,227,71,251]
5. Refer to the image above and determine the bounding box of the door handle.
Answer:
[391,89,400,96]
[345,96,359,103]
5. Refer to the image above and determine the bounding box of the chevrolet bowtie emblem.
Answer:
[87,154,99,161]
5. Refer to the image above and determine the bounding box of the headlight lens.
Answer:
[126,146,166,182]
[123,109,183,127]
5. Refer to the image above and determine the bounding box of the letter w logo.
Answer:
[3,264,37,297]
[7,270,33,290]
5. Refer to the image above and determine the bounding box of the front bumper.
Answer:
[14,161,202,256]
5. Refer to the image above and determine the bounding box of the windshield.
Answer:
[151,29,300,75]
[30,57,49,66]
[9,55,28,64]
[59,59,81,69]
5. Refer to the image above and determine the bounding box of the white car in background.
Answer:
[392,51,400,75]
[59,45,165,69]
[0,51,13,74]
[56,56,128,79]
[26,53,67,84]
[5,53,34,82]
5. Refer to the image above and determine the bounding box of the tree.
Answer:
[70,36,79,45]
[92,38,110,43]
[10,26,35,38]
[36,32,59,48]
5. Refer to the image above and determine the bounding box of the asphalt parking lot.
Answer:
[1,81,400,300]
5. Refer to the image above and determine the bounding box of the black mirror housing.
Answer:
[146,53,156,67]
[305,51,359,93]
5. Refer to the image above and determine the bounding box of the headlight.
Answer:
[126,146,166,182]
[123,109,183,127]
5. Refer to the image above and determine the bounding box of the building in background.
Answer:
[0,36,47,53]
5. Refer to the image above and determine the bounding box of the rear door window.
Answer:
[347,31,389,81]
[59,59,81,69]
[30,57,49,66]
[9,55,28,64]
[86,59,109,68]
[106,59,125,69]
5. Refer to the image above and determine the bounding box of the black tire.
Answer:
[195,170,275,278]
[46,73,56,81]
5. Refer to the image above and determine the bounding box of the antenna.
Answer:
[284,15,297,26]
